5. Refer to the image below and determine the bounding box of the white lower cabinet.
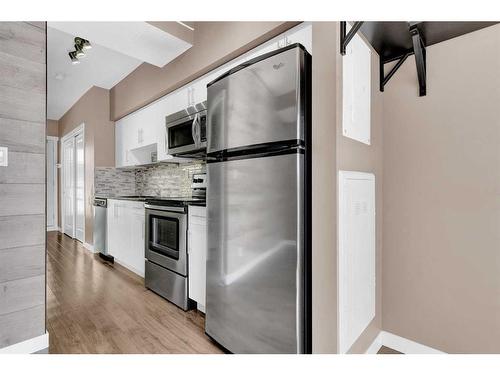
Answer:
[188,206,207,312]
[107,199,145,277]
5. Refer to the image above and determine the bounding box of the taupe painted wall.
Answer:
[59,86,115,245]
[46,119,59,137]
[339,30,384,354]
[382,24,500,353]
[311,22,338,353]
[0,22,46,349]
[110,22,299,120]
[310,22,384,354]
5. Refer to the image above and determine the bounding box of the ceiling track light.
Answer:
[68,36,91,65]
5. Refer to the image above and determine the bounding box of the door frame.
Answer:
[60,123,85,242]
[46,136,59,231]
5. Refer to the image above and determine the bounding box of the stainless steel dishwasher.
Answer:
[93,197,114,263]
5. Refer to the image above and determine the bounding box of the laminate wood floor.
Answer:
[377,346,402,354]
[46,231,223,354]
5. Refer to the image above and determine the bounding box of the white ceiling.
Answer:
[49,22,192,68]
[47,22,193,120]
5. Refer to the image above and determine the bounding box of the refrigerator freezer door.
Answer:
[207,46,305,154]
[205,153,305,353]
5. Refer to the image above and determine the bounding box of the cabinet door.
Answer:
[283,23,312,53]
[107,200,119,256]
[192,78,208,104]
[115,123,125,167]
[129,205,145,276]
[115,118,136,167]
[167,87,189,115]
[188,208,207,309]
[108,200,145,276]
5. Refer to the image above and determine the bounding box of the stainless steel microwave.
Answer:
[165,101,207,157]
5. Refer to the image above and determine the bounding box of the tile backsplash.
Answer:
[94,167,136,197]
[94,163,205,198]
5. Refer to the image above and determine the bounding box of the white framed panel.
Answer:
[342,27,371,145]
[60,123,85,242]
[74,131,85,242]
[62,137,75,237]
[338,170,376,353]
[46,137,58,231]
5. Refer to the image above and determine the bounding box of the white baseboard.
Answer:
[114,258,145,278]
[366,331,445,354]
[0,331,49,354]
[46,226,59,232]
[83,242,95,253]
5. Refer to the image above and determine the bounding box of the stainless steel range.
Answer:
[144,174,206,310]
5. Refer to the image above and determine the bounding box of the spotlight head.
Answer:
[75,37,92,50]
[69,51,80,64]
[74,44,86,58]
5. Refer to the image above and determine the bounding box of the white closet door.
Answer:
[46,139,57,229]
[75,132,85,243]
[63,138,75,237]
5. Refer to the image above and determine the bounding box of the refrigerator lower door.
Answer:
[206,153,305,353]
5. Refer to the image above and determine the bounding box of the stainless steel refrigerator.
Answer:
[205,44,311,354]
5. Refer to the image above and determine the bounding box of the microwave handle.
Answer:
[165,128,168,154]
[192,113,200,147]
[195,115,201,145]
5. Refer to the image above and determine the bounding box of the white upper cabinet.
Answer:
[342,27,371,145]
[276,23,312,54]
[115,22,312,168]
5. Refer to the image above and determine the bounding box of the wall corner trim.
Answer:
[365,331,446,354]
[0,332,49,354]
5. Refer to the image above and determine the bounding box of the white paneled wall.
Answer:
[342,27,371,145]
[338,171,376,353]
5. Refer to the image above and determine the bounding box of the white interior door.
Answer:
[46,138,57,230]
[75,132,85,242]
[63,137,75,237]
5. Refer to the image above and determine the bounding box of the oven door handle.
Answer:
[145,204,186,213]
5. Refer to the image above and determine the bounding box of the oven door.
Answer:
[145,208,187,276]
